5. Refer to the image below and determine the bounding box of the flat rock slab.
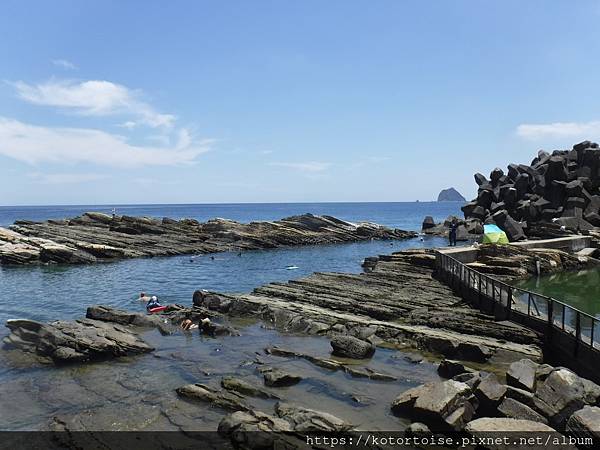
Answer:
[506,358,539,392]
[465,418,561,450]
[176,383,249,412]
[259,367,302,387]
[566,406,600,441]
[4,318,154,363]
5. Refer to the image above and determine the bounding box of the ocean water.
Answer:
[0,201,463,229]
[0,202,463,431]
[0,202,464,327]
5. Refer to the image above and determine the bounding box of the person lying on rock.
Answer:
[179,314,198,331]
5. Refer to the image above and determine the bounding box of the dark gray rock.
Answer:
[221,377,280,399]
[438,359,474,378]
[475,373,506,415]
[274,402,353,432]
[566,406,600,445]
[422,216,436,230]
[4,318,154,363]
[330,335,375,359]
[260,367,302,387]
[176,383,249,411]
[498,397,548,424]
[533,368,589,429]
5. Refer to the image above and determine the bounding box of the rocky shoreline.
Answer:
[0,212,415,265]
[3,240,600,445]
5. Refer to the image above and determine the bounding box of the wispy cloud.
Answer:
[11,79,175,129]
[28,172,108,184]
[269,161,331,172]
[0,117,210,167]
[516,120,600,140]
[52,59,77,70]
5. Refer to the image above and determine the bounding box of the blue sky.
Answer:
[1,0,600,205]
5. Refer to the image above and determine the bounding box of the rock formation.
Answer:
[392,358,600,437]
[3,317,154,363]
[0,213,415,265]
[462,141,600,240]
[438,187,466,202]
[193,249,543,365]
[421,215,483,240]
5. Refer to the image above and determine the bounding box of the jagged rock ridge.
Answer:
[0,212,415,265]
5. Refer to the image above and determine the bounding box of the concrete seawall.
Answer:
[439,235,592,263]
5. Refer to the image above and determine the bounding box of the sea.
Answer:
[0,202,464,327]
[2,201,592,432]
[0,201,467,431]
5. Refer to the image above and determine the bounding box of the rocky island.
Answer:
[437,187,466,202]
[0,213,415,265]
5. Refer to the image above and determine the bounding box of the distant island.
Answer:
[437,187,466,202]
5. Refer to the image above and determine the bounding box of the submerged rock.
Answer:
[176,383,249,412]
[221,377,279,399]
[259,367,302,387]
[275,402,353,433]
[330,335,375,359]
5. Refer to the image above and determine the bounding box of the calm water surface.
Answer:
[515,268,600,318]
[0,202,462,431]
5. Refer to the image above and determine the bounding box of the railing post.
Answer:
[547,299,554,343]
[506,286,512,320]
[575,312,581,357]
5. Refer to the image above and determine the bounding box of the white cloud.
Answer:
[269,161,331,172]
[0,117,210,167]
[52,59,77,70]
[28,172,108,184]
[12,79,175,128]
[516,120,600,140]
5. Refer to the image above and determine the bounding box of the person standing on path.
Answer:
[448,218,459,246]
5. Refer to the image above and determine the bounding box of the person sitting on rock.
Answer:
[448,218,459,246]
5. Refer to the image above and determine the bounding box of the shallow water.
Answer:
[0,320,443,431]
[0,236,450,328]
[514,268,600,318]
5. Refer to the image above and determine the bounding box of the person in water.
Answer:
[146,295,162,312]
[448,218,459,246]
[139,292,152,302]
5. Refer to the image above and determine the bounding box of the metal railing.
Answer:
[435,251,600,356]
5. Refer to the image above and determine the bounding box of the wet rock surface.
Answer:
[0,213,415,265]
[3,317,154,363]
[216,249,542,364]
